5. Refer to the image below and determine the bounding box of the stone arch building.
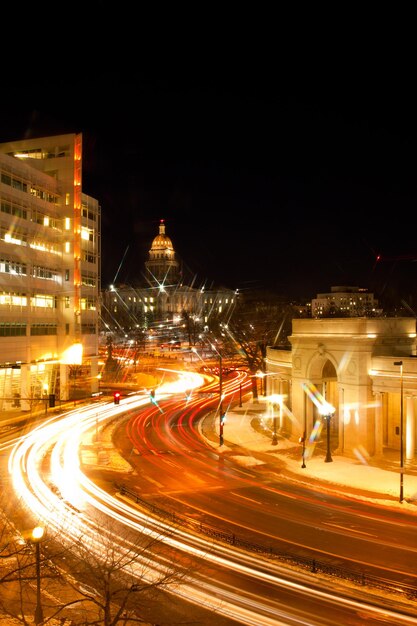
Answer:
[265,317,417,461]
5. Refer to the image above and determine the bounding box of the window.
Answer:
[30,324,57,336]
[0,323,26,336]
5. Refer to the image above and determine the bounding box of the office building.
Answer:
[311,285,381,317]
[0,133,100,410]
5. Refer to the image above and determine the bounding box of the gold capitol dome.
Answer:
[150,218,174,252]
[146,218,179,285]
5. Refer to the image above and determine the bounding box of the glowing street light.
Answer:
[319,401,335,463]
[31,526,44,624]
[192,343,225,445]
[216,349,225,446]
[269,394,283,446]
[255,370,266,396]
[42,384,48,415]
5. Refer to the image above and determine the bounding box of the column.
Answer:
[334,386,344,455]
[406,395,414,461]
[60,363,69,401]
[90,356,99,395]
[374,392,384,457]
[20,364,31,412]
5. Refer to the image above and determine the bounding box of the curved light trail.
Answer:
[5,369,417,625]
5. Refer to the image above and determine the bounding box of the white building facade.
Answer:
[0,133,100,410]
[265,317,417,461]
[311,285,381,317]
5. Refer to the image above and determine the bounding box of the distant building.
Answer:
[101,219,237,340]
[0,133,100,409]
[311,285,382,318]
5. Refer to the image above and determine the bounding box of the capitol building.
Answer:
[100,219,238,340]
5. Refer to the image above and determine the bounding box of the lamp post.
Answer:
[301,410,307,469]
[239,381,242,407]
[194,341,225,445]
[208,342,225,446]
[256,370,266,396]
[32,526,44,625]
[218,352,224,446]
[97,373,102,396]
[42,384,48,416]
[394,360,404,503]
[269,394,283,446]
[319,402,335,463]
[272,415,278,445]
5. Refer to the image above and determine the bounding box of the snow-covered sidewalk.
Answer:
[205,401,417,511]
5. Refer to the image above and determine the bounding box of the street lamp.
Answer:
[269,394,283,446]
[394,360,404,503]
[42,384,48,416]
[218,351,224,446]
[255,370,266,397]
[193,341,225,445]
[97,373,102,396]
[301,410,307,469]
[319,402,335,463]
[32,526,44,625]
[207,343,225,446]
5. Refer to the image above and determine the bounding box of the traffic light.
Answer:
[48,394,55,408]
[113,391,120,405]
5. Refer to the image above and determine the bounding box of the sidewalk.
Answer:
[204,399,417,510]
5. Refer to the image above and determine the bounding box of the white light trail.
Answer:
[6,378,416,626]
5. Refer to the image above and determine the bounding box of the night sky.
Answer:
[1,48,417,308]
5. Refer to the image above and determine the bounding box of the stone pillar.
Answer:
[20,364,31,412]
[90,356,99,396]
[374,392,384,457]
[278,379,283,430]
[336,386,344,454]
[406,395,414,460]
[60,363,69,401]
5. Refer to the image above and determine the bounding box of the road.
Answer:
[2,368,417,625]
[112,384,417,589]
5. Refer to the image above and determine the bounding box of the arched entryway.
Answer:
[305,358,339,456]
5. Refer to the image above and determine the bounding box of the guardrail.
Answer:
[115,482,417,603]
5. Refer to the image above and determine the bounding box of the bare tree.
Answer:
[54,513,193,625]
[211,291,293,400]
[0,508,79,625]
[1,501,197,626]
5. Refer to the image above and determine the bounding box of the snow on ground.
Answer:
[205,403,417,511]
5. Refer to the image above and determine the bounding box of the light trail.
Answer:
[6,372,417,625]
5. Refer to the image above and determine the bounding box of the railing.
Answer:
[115,482,417,603]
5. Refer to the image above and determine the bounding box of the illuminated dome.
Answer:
[150,219,174,253]
[146,219,179,285]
